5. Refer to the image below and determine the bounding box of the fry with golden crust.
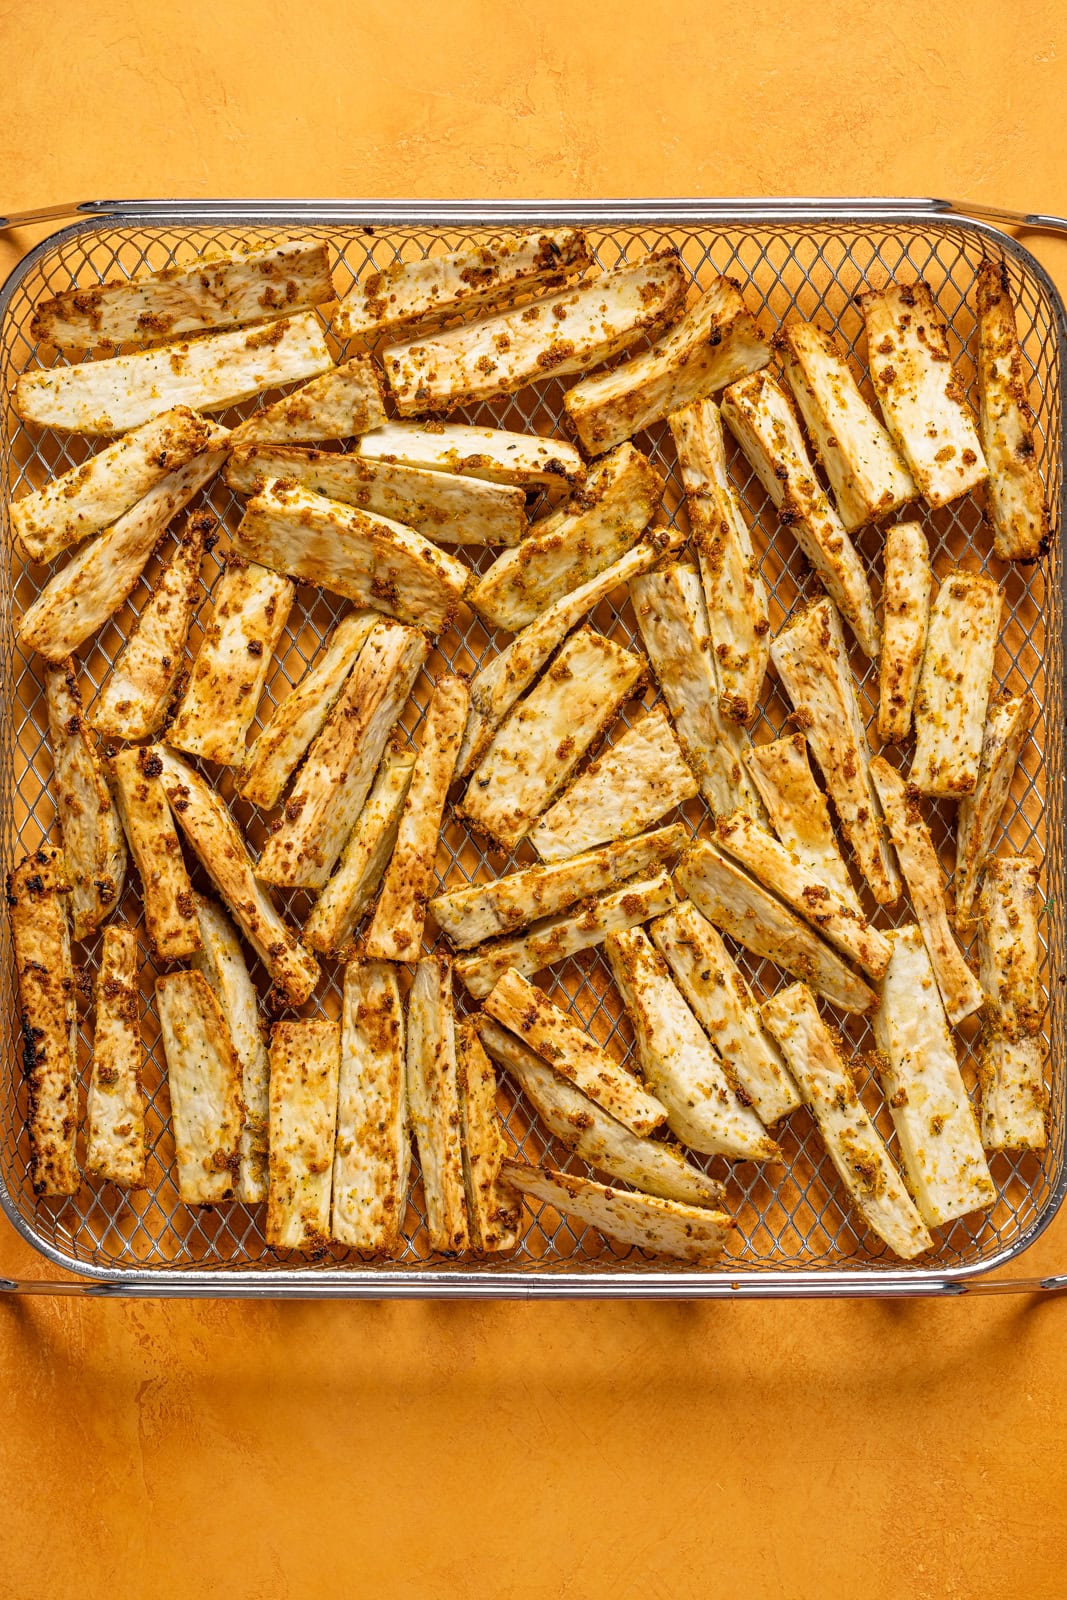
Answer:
[406,958,468,1253]
[456,1021,521,1253]
[977,856,1047,1152]
[229,357,386,448]
[909,569,1003,798]
[156,970,242,1206]
[955,694,1035,932]
[357,420,584,488]
[267,1019,341,1251]
[86,925,145,1188]
[976,260,1051,561]
[332,961,410,1251]
[45,659,126,940]
[743,735,860,913]
[876,521,932,744]
[110,745,201,964]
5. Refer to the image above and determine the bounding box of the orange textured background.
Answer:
[2,2,1067,1596]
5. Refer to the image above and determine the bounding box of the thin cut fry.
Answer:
[877,521,932,744]
[267,1019,341,1251]
[977,856,1047,1151]
[156,970,242,1206]
[45,659,126,939]
[357,420,584,488]
[406,958,468,1252]
[110,745,201,964]
[909,568,1003,798]
[456,1021,521,1253]
[743,735,861,913]
[229,356,387,448]
[86,925,145,1188]
[955,694,1035,931]
[976,260,1051,561]
[332,960,410,1251]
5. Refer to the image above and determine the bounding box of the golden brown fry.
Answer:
[45,659,126,940]
[86,925,145,1188]
[110,745,201,964]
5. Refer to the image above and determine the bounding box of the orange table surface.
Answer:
[3,2,1067,1595]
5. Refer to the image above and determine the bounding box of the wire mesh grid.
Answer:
[0,208,1063,1291]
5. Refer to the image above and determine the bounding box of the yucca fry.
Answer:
[978,1034,1047,1154]
[255,621,427,890]
[650,899,801,1123]
[45,659,126,940]
[720,369,880,658]
[17,312,332,435]
[384,252,687,414]
[357,420,584,488]
[859,281,987,508]
[332,961,410,1251]
[109,746,201,964]
[909,569,1003,798]
[456,1021,521,1253]
[955,694,1035,932]
[156,970,242,1206]
[406,958,468,1252]
[776,319,916,529]
[743,735,861,914]
[977,856,1047,1151]
[267,1019,341,1251]
[155,748,319,1005]
[872,925,995,1226]
[771,598,899,905]
[7,849,78,1197]
[877,521,932,744]
[233,477,467,634]
[976,260,1051,561]
[455,870,678,999]
[668,398,769,725]
[761,983,932,1261]
[229,356,386,448]
[468,443,663,633]
[30,237,335,350]
[476,1015,724,1208]
[86,925,145,1188]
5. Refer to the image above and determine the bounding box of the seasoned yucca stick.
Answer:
[650,900,801,1123]
[9,406,213,564]
[876,521,932,744]
[476,1015,725,1208]
[234,477,467,634]
[743,735,861,914]
[976,260,1051,560]
[255,621,426,890]
[909,569,1003,798]
[384,252,687,414]
[721,370,880,658]
[771,598,899,905]
[955,694,1035,931]
[629,563,764,819]
[336,227,590,341]
[229,356,386,448]
[365,675,469,962]
[86,925,145,1188]
[605,927,780,1159]
[45,659,126,940]
[872,926,995,1226]
[267,1019,341,1251]
[455,870,678,999]
[459,627,644,853]
[868,757,984,1025]
[110,746,201,964]
[978,1034,1047,1155]
[668,398,769,725]
[155,748,319,1005]
[30,238,335,350]
[304,749,416,958]
[482,968,666,1136]
[761,984,932,1261]
[456,1021,521,1253]
[7,848,78,1196]
[357,420,584,488]
[332,960,410,1252]
[406,958,468,1252]
[17,312,332,435]
[859,281,987,507]
[469,443,663,632]
[156,970,242,1206]
[977,856,1047,1151]
[776,320,916,530]
[565,275,771,454]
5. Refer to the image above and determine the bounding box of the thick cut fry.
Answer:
[229,357,386,448]
[955,694,1035,932]
[459,627,644,852]
[30,238,335,350]
[155,748,319,1004]
[776,320,916,530]
[8,849,78,1196]
[743,735,861,914]
[909,569,1003,798]
[977,856,1047,1151]
[872,926,995,1226]
[267,1019,341,1251]
[45,659,126,939]
[771,599,899,905]
[456,1021,521,1252]
[976,260,1051,560]
[192,897,270,1205]
[406,958,468,1252]
[332,961,410,1251]
[482,968,665,1137]
[978,1034,1047,1155]
[304,750,416,957]
[468,444,663,632]
[384,252,687,414]
[86,925,145,1188]
[365,676,469,961]
[336,227,590,340]
[565,275,771,454]
[877,521,932,744]
[17,312,332,435]
[650,900,801,1123]
[110,746,200,964]
[255,621,426,890]
[234,477,467,633]
[859,281,987,508]
[357,421,584,488]
[668,398,769,724]
[629,563,764,819]
[869,757,984,1025]
[721,370,880,658]
[455,871,678,999]
[156,970,242,1206]
[761,983,932,1261]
